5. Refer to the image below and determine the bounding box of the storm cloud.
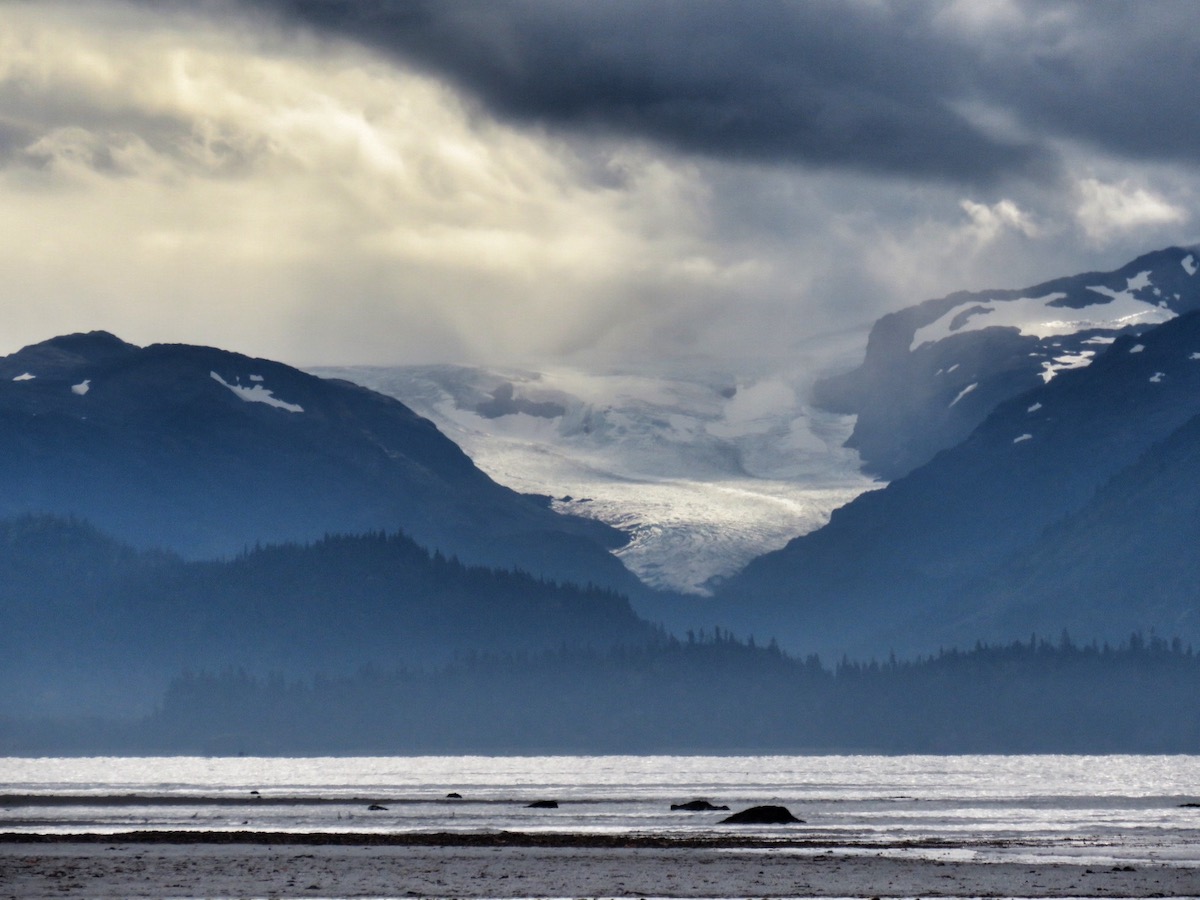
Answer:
[229,0,1052,185]
[230,1,1200,182]
[0,0,1197,370]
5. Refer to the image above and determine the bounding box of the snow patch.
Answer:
[1040,350,1095,383]
[910,275,1172,350]
[71,380,90,396]
[1150,372,1166,383]
[12,373,35,382]
[946,363,960,374]
[1083,336,1116,345]
[1125,270,1153,292]
[1183,254,1197,276]
[1190,353,1200,360]
[249,374,264,382]
[1129,344,1145,353]
[210,372,303,412]
[1013,433,1033,444]
[949,383,977,407]
[1027,402,1042,413]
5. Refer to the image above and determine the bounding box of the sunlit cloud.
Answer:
[0,0,1198,374]
[1075,177,1189,244]
[0,2,757,365]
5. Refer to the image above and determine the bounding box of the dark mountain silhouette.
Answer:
[718,309,1200,659]
[0,516,658,718]
[10,632,1199,755]
[937,410,1200,646]
[815,246,1200,478]
[0,332,644,597]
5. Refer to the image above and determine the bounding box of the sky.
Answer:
[1,0,1198,370]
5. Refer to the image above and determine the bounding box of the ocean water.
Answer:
[3,755,1200,868]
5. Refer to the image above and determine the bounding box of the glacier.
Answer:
[312,364,878,594]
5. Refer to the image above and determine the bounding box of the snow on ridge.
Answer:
[1013,433,1033,444]
[1129,344,1145,354]
[12,373,35,382]
[910,269,1179,352]
[71,380,90,396]
[1125,270,1153,292]
[1040,350,1095,383]
[210,372,303,413]
[911,292,1065,350]
[949,383,977,407]
[1183,254,1197,276]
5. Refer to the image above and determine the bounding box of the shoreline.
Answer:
[4,831,1200,899]
[0,829,996,850]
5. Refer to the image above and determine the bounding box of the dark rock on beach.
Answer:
[671,800,730,811]
[526,800,558,809]
[446,792,463,799]
[367,804,388,811]
[720,804,803,824]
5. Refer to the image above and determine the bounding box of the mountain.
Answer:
[717,309,1200,658]
[939,410,1200,646]
[0,516,658,718]
[815,246,1200,479]
[310,363,875,594]
[0,332,643,596]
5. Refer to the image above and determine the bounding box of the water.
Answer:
[3,755,1200,868]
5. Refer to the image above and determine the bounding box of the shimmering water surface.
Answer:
[3,755,1200,867]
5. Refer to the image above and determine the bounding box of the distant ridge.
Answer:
[0,515,658,719]
[718,308,1200,659]
[815,246,1200,478]
[0,332,644,597]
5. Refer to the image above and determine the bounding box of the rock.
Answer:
[671,800,730,811]
[367,804,388,811]
[719,804,803,824]
[526,800,558,809]
[446,792,463,799]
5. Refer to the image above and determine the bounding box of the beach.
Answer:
[6,756,1200,898]
[3,831,1199,899]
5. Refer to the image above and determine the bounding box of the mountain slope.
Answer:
[0,516,658,718]
[718,310,1200,658]
[0,332,643,596]
[934,411,1200,647]
[815,246,1200,478]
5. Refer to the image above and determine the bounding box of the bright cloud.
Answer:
[1076,178,1188,243]
[0,1,1198,375]
[961,198,1039,243]
[0,2,758,365]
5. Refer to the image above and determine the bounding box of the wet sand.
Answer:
[3,831,1199,899]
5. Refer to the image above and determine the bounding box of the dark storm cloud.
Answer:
[219,0,1057,186]
[975,1,1200,167]
[220,0,1200,185]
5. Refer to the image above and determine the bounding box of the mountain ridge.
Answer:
[815,245,1200,479]
[718,307,1200,658]
[0,331,646,598]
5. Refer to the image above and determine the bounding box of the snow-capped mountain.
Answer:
[0,332,641,596]
[719,309,1200,659]
[815,246,1200,479]
[311,364,878,594]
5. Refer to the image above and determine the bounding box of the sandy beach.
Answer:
[3,831,1199,899]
